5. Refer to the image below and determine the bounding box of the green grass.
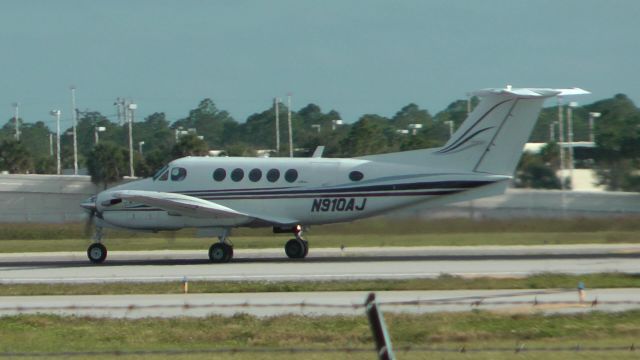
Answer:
[1,273,639,296]
[0,231,640,253]
[0,217,639,252]
[1,312,640,359]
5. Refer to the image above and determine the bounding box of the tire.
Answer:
[223,243,234,262]
[209,243,232,263]
[87,243,107,264]
[285,238,306,259]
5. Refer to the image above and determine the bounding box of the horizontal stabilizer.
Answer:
[472,87,590,98]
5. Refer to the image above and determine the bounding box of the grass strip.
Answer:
[1,216,639,240]
[1,311,640,359]
[0,230,639,253]
[1,273,639,296]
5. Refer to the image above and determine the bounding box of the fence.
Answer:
[1,295,639,358]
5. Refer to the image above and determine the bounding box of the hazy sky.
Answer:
[1,0,638,129]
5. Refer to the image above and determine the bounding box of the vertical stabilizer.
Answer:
[361,87,589,176]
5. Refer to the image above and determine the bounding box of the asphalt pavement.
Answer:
[0,245,638,284]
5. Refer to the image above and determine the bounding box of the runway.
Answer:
[1,288,638,318]
[0,245,638,284]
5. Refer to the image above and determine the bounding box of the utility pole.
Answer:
[287,93,293,158]
[557,97,565,191]
[567,102,578,188]
[127,102,137,178]
[50,110,62,175]
[49,133,53,156]
[115,98,123,124]
[70,86,78,175]
[12,102,20,141]
[274,98,280,154]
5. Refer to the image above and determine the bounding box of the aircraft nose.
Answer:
[80,195,97,212]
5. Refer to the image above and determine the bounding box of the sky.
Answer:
[1,0,638,130]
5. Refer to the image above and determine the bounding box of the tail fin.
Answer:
[362,87,589,176]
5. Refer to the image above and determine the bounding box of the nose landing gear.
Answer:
[87,227,107,264]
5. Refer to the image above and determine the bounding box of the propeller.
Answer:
[80,195,98,237]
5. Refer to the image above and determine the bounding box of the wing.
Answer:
[111,190,298,225]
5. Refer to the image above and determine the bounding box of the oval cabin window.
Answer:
[349,171,364,181]
[213,168,226,181]
[266,169,280,182]
[249,168,262,182]
[284,169,298,183]
[231,168,244,182]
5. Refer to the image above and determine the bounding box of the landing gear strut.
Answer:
[87,227,107,264]
[285,225,308,259]
[209,230,233,263]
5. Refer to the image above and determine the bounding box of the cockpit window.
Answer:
[152,165,169,181]
[170,167,187,181]
[158,170,169,181]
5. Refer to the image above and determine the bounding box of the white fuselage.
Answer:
[96,156,509,232]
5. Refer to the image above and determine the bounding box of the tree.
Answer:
[340,115,392,156]
[589,94,640,191]
[86,142,127,189]
[514,152,561,189]
[171,134,208,159]
[172,99,236,148]
[0,139,33,173]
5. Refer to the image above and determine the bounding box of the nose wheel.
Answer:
[87,243,107,264]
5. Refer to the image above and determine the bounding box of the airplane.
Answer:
[81,86,588,264]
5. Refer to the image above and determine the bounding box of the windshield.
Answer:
[152,165,169,181]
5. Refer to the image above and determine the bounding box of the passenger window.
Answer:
[349,171,364,181]
[249,168,262,182]
[213,168,226,181]
[170,167,187,181]
[285,169,298,183]
[231,168,244,182]
[266,169,280,182]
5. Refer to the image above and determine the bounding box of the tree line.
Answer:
[0,94,638,191]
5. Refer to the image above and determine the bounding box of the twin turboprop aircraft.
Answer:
[81,86,588,263]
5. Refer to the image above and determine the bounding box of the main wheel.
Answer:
[87,243,107,264]
[209,243,233,263]
[285,238,307,259]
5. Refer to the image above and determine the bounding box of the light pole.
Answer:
[50,110,61,175]
[138,141,145,155]
[287,93,293,158]
[567,101,578,188]
[408,123,423,135]
[70,86,78,175]
[549,121,557,142]
[12,102,20,141]
[127,103,137,177]
[557,97,565,191]
[274,98,280,154]
[444,121,454,138]
[94,126,106,144]
[588,112,601,143]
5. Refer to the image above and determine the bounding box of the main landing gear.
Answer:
[209,230,234,263]
[87,226,107,264]
[285,225,309,259]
